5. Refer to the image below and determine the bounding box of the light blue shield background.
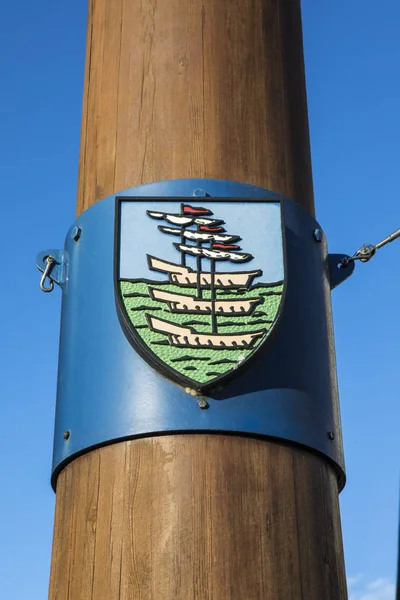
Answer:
[120,200,284,283]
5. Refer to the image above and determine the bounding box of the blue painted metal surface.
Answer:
[50,179,352,490]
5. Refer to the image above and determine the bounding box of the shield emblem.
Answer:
[115,198,285,391]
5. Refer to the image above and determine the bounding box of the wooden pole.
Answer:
[49,1,348,598]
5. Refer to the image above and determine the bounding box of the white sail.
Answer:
[157,226,181,236]
[147,212,193,226]
[175,244,252,262]
[159,226,239,243]
[194,217,224,225]
[147,211,223,227]
[185,230,240,242]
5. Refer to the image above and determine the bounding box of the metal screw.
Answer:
[327,431,335,440]
[71,226,81,241]
[313,229,323,243]
[63,430,71,440]
[198,398,209,409]
[193,189,209,198]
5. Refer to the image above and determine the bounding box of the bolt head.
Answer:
[313,229,323,243]
[63,430,70,440]
[71,226,81,241]
[327,431,335,440]
[198,398,209,409]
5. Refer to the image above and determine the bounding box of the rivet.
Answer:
[63,430,71,440]
[198,398,209,409]
[71,226,81,241]
[313,229,323,243]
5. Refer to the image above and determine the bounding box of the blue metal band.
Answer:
[48,179,351,490]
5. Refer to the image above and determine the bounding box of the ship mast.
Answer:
[175,230,253,334]
[147,206,224,280]
[195,222,227,299]
[210,257,217,332]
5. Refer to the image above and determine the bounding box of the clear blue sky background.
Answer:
[0,1,398,598]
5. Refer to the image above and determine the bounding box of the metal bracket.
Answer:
[36,249,68,290]
[328,254,355,290]
[45,179,348,492]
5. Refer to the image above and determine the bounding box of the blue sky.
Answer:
[0,1,399,598]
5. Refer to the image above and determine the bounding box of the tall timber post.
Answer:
[47,1,349,598]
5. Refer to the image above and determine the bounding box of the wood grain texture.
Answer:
[76,0,314,215]
[49,0,348,598]
[50,438,347,600]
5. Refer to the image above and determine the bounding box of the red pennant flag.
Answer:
[182,204,212,216]
[212,243,241,250]
[199,225,225,232]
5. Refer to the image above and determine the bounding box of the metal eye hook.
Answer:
[341,227,400,268]
[40,256,56,292]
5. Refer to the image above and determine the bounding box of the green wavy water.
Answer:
[120,280,283,385]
